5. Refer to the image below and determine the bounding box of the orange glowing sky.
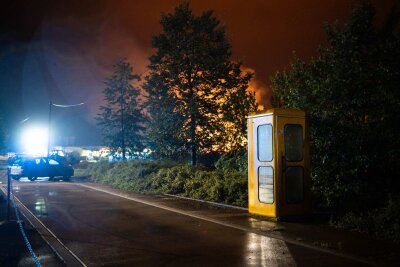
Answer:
[5,0,396,107]
[68,0,393,107]
[0,0,397,145]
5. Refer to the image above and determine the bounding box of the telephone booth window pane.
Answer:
[257,124,273,162]
[284,124,303,162]
[286,166,304,204]
[258,166,274,204]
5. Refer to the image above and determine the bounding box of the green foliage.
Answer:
[80,152,249,207]
[144,2,257,163]
[271,2,400,212]
[221,171,247,206]
[215,149,248,176]
[334,196,400,242]
[214,151,248,206]
[143,73,185,159]
[187,171,225,202]
[151,165,193,194]
[86,160,114,182]
[97,58,145,159]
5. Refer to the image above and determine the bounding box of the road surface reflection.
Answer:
[245,232,294,266]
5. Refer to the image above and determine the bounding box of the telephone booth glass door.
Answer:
[248,108,310,218]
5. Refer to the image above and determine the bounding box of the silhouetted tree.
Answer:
[143,73,185,158]
[271,2,400,211]
[97,59,145,159]
[144,2,257,164]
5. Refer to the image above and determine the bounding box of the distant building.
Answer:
[53,146,110,162]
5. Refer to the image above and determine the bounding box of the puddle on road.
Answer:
[48,191,58,196]
[35,197,48,218]
[13,185,20,193]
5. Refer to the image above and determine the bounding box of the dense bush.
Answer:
[333,196,400,242]
[272,3,400,212]
[150,165,193,194]
[78,152,248,207]
[271,3,400,242]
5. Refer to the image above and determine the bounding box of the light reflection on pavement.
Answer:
[1,175,388,266]
[246,232,294,266]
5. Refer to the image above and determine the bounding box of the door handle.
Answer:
[282,154,287,172]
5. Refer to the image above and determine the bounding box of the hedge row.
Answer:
[78,153,248,207]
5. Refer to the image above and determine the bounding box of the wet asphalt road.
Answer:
[8,178,367,267]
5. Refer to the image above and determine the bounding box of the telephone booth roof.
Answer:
[248,108,305,119]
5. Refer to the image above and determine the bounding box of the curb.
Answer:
[163,193,248,211]
[77,182,378,267]
[0,185,86,267]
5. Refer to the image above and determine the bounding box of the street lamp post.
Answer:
[47,101,52,157]
[47,101,85,157]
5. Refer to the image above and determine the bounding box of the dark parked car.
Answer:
[9,156,74,181]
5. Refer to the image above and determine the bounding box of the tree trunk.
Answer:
[122,145,126,160]
[121,90,126,160]
[190,130,196,166]
[189,81,197,166]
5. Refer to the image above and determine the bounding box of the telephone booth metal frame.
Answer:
[247,108,311,219]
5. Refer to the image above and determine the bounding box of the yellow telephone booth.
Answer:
[247,108,311,219]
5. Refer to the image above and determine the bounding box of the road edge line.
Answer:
[13,196,88,267]
[1,185,87,267]
[0,186,65,264]
[76,183,378,267]
[163,193,248,211]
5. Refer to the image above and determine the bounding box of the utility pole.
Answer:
[47,101,52,157]
[7,168,11,221]
[47,101,84,158]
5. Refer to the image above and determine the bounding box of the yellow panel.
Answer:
[247,115,276,217]
[248,108,305,119]
[275,115,310,217]
[248,108,310,219]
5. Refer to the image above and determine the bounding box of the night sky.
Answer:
[0,0,396,148]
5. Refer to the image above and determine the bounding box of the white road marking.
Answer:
[0,184,87,267]
[76,183,377,266]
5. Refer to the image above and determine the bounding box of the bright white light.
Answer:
[21,126,48,155]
